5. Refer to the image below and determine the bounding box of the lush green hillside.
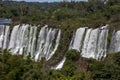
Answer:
[0,0,120,80]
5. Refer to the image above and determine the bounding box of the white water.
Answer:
[8,25,19,50]
[0,25,5,48]
[0,24,61,62]
[69,27,86,52]
[3,26,10,49]
[96,26,108,60]
[71,25,109,60]
[43,28,53,59]
[83,28,100,59]
[9,24,29,55]
[18,25,30,55]
[52,57,66,70]
[35,25,48,61]
[47,30,61,60]
[81,28,93,58]
[109,30,120,53]
[27,26,34,57]
[30,26,37,58]
[35,25,61,61]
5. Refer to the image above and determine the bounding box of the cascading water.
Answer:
[35,25,48,61]
[82,28,100,59]
[63,27,87,69]
[8,25,20,50]
[29,26,37,58]
[0,25,5,48]
[3,26,10,49]
[96,26,108,60]
[69,27,86,52]
[35,25,61,61]
[51,57,66,70]
[27,26,37,58]
[48,29,61,60]
[0,24,61,62]
[70,25,109,60]
[109,30,120,53]
[81,28,93,58]
[10,24,30,55]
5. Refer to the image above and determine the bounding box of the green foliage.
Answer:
[62,61,76,76]
[22,69,48,80]
[0,50,120,80]
[65,49,80,61]
[89,52,120,80]
[91,64,120,80]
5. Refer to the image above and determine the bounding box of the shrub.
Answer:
[65,49,80,61]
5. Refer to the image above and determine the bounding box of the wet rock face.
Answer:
[0,24,61,61]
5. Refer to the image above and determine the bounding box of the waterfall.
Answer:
[70,25,109,60]
[29,26,37,58]
[81,28,93,58]
[47,29,61,60]
[11,25,29,54]
[51,57,66,70]
[0,25,5,48]
[0,24,61,61]
[97,26,108,60]
[35,25,61,61]
[3,26,10,49]
[109,30,120,53]
[43,28,54,59]
[82,28,100,59]
[69,27,86,52]
[27,26,36,57]
[8,25,20,50]
[35,25,48,61]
